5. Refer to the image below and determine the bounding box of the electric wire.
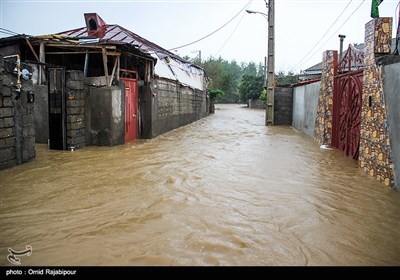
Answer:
[216,2,251,56]
[0,27,20,36]
[295,0,366,72]
[168,0,253,51]
[291,0,353,72]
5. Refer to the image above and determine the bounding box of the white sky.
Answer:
[0,0,399,73]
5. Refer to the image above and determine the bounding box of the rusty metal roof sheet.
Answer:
[57,19,205,90]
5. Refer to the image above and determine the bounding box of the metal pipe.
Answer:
[4,54,21,92]
[339,34,346,61]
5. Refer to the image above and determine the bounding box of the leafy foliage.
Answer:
[184,55,298,104]
[276,71,298,86]
[238,75,265,103]
[259,89,267,102]
[200,57,242,103]
[208,88,224,100]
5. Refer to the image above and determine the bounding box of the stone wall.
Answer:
[0,56,35,170]
[66,71,85,150]
[359,18,395,188]
[274,87,293,125]
[149,78,207,138]
[292,81,321,137]
[314,50,337,145]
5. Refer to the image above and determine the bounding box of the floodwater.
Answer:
[0,104,399,266]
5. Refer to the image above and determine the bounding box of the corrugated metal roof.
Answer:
[56,16,205,90]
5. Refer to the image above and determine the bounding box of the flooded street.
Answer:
[0,104,399,266]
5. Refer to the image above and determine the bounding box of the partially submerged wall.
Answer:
[249,98,265,109]
[66,71,86,150]
[314,50,337,145]
[274,87,293,125]
[358,18,395,188]
[33,85,48,144]
[148,78,207,138]
[292,81,320,137]
[85,83,125,146]
[0,57,35,170]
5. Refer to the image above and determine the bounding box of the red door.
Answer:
[332,45,364,160]
[122,77,138,143]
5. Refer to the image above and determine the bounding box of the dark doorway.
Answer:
[48,68,66,150]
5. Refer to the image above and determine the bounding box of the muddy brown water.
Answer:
[1,104,399,266]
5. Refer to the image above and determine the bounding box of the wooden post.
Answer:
[84,51,89,78]
[39,43,46,84]
[116,56,120,81]
[102,47,109,86]
[109,57,119,87]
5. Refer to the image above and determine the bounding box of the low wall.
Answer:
[248,98,265,109]
[292,81,320,137]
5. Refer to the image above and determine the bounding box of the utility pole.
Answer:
[338,34,346,61]
[192,50,201,64]
[265,0,275,126]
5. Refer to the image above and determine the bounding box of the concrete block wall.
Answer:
[274,87,293,125]
[0,57,35,170]
[66,71,86,150]
[248,98,266,109]
[149,78,207,138]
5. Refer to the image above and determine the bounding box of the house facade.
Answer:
[0,13,208,169]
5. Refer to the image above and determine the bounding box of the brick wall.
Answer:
[0,56,35,170]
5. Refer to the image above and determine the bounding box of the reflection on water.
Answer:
[0,104,399,265]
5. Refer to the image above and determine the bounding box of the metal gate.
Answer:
[121,69,138,143]
[48,68,66,150]
[332,45,364,160]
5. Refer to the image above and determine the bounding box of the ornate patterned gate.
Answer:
[332,45,364,160]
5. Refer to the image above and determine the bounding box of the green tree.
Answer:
[201,57,241,103]
[276,71,298,86]
[208,88,224,100]
[238,74,264,103]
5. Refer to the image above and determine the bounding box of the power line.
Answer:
[0,27,20,36]
[300,0,366,69]
[168,0,253,51]
[216,2,250,56]
[295,0,366,72]
[291,0,353,72]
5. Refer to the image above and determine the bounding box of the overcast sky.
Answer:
[0,0,399,73]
